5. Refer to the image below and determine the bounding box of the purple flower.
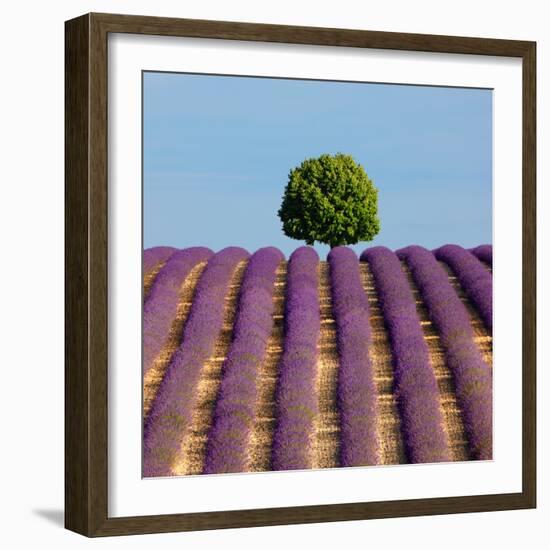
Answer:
[143,247,250,477]
[203,247,284,474]
[271,246,320,471]
[143,246,176,276]
[143,247,213,377]
[397,245,492,460]
[469,244,493,267]
[361,246,449,463]
[329,246,378,466]
[434,244,493,332]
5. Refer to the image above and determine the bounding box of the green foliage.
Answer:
[278,153,380,248]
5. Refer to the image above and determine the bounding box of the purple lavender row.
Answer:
[434,244,493,333]
[397,246,492,460]
[271,247,320,471]
[361,247,449,463]
[469,244,493,267]
[143,247,213,378]
[143,247,250,477]
[143,246,176,277]
[203,247,284,474]
[329,247,379,466]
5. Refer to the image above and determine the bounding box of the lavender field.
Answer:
[142,244,493,477]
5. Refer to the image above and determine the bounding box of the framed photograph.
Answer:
[65,12,536,537]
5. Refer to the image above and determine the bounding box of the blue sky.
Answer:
[143,72,492,258]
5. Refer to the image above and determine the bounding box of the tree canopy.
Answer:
[278,153,380,248]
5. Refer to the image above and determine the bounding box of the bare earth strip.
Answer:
[142,261,207,419]
[143,260,166,301]
[401,263,470,462]
[247,262,287,472]
[312,262,341,469]
[440,262,493,368]
[360,263,406,465]
[172,260,248,476]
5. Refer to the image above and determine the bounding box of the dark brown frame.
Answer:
[65,12,536,537]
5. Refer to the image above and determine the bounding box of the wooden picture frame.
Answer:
[65,12,536,537]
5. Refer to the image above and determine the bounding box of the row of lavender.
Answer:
[362,247,450,463]
[271,247,321,470]
[397,246,492,459]
[328,247,378,466]
[204,247,284,473]
[142,243,493,476]
[143,247,249,476]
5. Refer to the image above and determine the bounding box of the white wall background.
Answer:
[0,0,546,547]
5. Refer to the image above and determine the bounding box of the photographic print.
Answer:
[141,71,493,478]
[65,14,535,535]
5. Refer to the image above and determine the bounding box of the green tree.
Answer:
[278,153,380,248]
